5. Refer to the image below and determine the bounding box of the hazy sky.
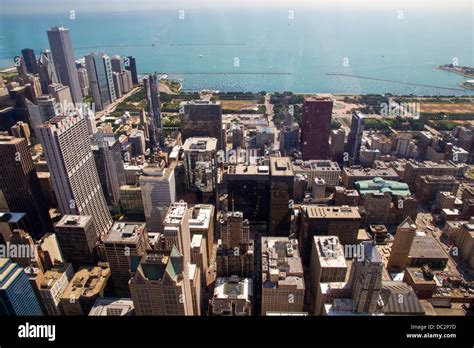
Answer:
[0,0,471,14]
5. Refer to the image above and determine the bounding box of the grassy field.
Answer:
[420,102,474,114]
[221,100,258,111]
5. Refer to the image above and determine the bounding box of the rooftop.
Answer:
[409,236,449,260]
[261,237,304,290]
[182,137,217,152]
[88,297,134,316]
[269,157,293,177]
[61,266,110,300]
[305,205,361,219]
[314,236,347,268]
[105,222,145,244]
[55,215,92,229]
[355,177,410,197]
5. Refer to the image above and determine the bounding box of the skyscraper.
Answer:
[180,100,223,150]
[104,222,147,297]
[300,97,333,160]
[85,53,115,111]
[91,133,126,207]
[143,73,163,149]
[139,161,176,232]
[347,111,364,163]
[55,215,98,267]
[0,258,43,315]
[47,27,83,104]
[37,112,113,237]
[216,211,254,278]
[182,137,218,204]
[38,49,59,94]
[0,136,54,238]
[268,157,294,235]
[129,248,197,315]
[387,217,417,270]
[261,237,304,315]
[125,56,138,84]
[21,48,39,75]
[350,241,383,314]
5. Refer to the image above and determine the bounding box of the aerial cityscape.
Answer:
[0,0,472,345]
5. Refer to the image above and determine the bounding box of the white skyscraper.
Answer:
[37,112,113,237]
[139,161,176,232]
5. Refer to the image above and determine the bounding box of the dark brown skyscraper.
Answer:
[0,136,53,238]
[301,98,333,160]
[180,101,223,150]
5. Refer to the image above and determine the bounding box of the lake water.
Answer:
[0,5,473,94]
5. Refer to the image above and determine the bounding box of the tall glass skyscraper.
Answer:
[0,258,43,316]
[85,53,116,111]
[47,26,83,104]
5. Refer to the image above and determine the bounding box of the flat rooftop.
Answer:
[182,137,217,152]
[189,204,213,231]
[292,160,341,171]
[88,297,134,316]
[343,166,399,178]
[409,236,449,260]
[261,237,304,290]
[61,266,110,299]
[269,157,294,177]
[213,276,252,300]
[314,236,347,268]
[55,215,92,229]
[306,205,361,219]
[105,222,145,244]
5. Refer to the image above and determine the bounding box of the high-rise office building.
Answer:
[129,248,198,315]
[47,83,72,108]
[36,94,58,123]
[77,67,89,97]
[85,53,115,111]
[183,137,218,203]
[143,73,163,148]
[301,97,333,160]
[261,237,305,315]
[38,263,74,315]
[54,215,98,267]
[227,164,270,227]
[330,128,346,162]
[216,211,254,278]
[268,157,294,235]
[350,241,383,314]
[309,236,348,315]
[47,27,83,104]
[347,111,364,163]
[21,48,39,75]
[37,112,113,237]
[298,205,361,264]
[10,121,31,145]
[91,133,126,207]
[387,217,417,270]
[163,202,191,263]
[110,55,123,73]
[180,100,223,150]
[0,136,53,238]
[104,222,147,297]
[279,111,300,155]
[38,49,59,94]
[125,56,138,84]
[139,161,176,232]
[0,258,43,315]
